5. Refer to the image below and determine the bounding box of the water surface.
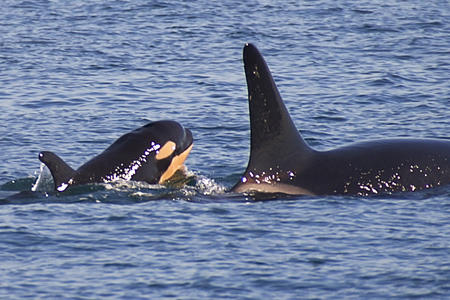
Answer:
[1,0,449,298]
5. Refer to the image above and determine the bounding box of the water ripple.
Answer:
[0,0,449,299]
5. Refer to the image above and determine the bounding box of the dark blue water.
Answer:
[1,0,449,298]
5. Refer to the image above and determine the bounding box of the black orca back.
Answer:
[233,43,450,196]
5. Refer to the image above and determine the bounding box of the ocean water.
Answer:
[1,0,449,298]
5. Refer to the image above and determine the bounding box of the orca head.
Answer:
[232,43,314,195]
[103,120,194,185]
[142,120,193,184]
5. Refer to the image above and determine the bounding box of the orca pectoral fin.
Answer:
[38,151,76,192]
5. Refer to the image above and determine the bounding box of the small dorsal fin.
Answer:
[38,151,76,192]
[242,43,312,170]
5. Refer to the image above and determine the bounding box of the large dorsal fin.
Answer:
[38,151,76,192]
[241,43,312,171]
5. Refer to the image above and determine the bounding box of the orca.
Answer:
[39,120,193,192]
[232,43,450,196]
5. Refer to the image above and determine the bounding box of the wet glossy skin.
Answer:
[39,120,193,192]
[232,44,450,196]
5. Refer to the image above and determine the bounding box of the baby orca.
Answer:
[39,120,193,192]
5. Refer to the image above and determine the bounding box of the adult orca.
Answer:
[232,43,450,196]
[39,120,193,192]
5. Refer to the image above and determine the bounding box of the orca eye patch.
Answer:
[155,141,176,160]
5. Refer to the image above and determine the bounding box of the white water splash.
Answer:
[30,164,227,199]
[103,169,226,198]
[31,163,54,192]
[103,179,164,192]
[193,174,227,195]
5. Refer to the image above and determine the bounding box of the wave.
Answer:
[1,165,228,205]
